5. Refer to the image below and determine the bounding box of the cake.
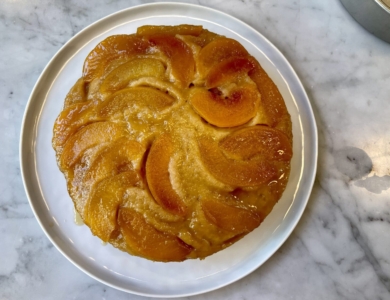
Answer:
[52,24,293,262]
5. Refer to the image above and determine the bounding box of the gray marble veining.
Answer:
[1,0,390,299]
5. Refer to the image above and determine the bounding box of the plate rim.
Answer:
[20,2,318,297]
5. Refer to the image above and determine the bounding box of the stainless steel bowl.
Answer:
[340,0,390,43]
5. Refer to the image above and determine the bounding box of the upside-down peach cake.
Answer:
[52,24,293,262]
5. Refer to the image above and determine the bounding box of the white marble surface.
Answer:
[1,0,390,299]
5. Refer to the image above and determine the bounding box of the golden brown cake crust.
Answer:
[52,25,293,262]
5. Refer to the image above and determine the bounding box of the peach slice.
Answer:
[98,87,175,118]
[82,35,152,82]
[189,85,259,127]
[137,24,203,36]
[64,77,87,108]
[179,29,220,48]
[100,58,166,94]
[67,138,144,219]
[85,171,139,242]
[104,57,134,75]
[147,35,195,88]
[82,138,145,187]
[205,57,256,88]
[220,126,293,161]
[202,198,262,233]
[197,38,249,77]
[52,101,100,155]
[118,207,193,262]
[59,122,126,171]
[198,137,277,187]
[248,57,290,128]
[145,134,187,216]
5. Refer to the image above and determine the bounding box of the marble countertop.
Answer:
[1,0,390,299]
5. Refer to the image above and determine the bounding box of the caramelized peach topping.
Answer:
[189,85,259,127]
[201,198,262,233]
[83,35,152,82]
[146,134,187,216]
[119,207,193,262]
[53,25,292,262]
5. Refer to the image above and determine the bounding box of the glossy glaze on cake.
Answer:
[52,25,293,262]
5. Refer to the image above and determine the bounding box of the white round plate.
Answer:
[20,2,317,298]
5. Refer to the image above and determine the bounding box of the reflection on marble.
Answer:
[1,0,390,299]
